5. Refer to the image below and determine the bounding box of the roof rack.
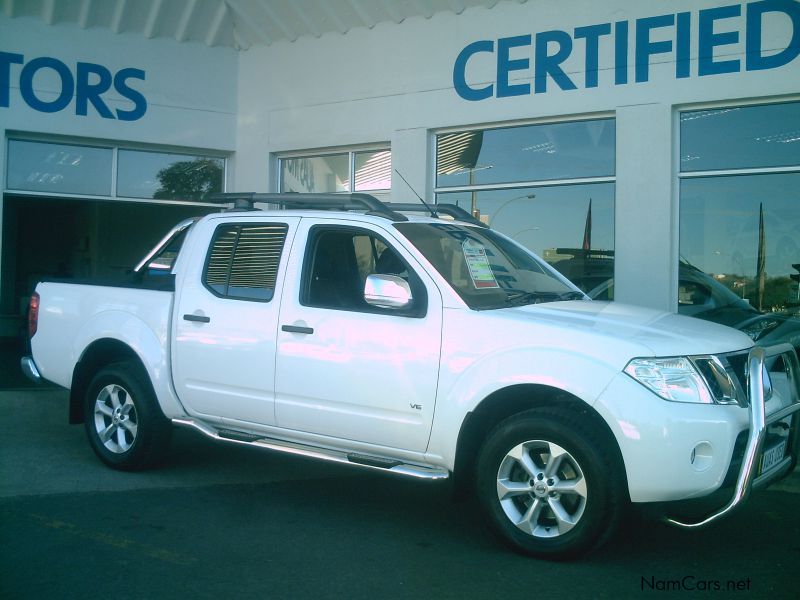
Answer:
[206,192,409,222]
[205,192,489,227]
[385,203,488,228]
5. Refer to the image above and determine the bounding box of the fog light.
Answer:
[690,442,714,472]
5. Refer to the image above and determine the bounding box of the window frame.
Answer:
[432,115,617,298]
[116,148,225,201]
[433,114,616,196]
[677,97,800,182]
[676,97,800,314]
[4,132,227,206]
[276,145,391,194]
[299,224,428,318]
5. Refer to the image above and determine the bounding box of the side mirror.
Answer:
[364,274,413,309]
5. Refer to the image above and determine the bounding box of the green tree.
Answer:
[154,158,222,201]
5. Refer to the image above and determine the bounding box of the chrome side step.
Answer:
[173,417,449,480]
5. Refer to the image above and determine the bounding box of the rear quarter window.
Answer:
[203,223,289,302]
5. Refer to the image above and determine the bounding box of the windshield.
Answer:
[395,222,584,310]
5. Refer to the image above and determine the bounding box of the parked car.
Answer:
[553,250,800,355]
[22,193,799,560]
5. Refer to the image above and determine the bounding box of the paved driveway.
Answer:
[2,389,799,599]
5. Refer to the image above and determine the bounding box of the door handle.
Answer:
[183,314,211,323]
[281,324,314,335]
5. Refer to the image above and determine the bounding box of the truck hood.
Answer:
[496,300,754,358]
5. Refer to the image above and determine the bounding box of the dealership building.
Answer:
[1,0,799,340]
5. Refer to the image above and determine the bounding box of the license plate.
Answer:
[760,440,788,475]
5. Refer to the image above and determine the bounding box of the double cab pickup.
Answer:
[22,193,800,559]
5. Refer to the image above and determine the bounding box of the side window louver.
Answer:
[203,223,289,302]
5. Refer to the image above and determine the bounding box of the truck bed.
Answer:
[31,280,174,390]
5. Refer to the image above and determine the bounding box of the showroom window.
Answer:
[435,118,616,296]
[6,139,113,197]
[679,102,800,318]
[279,148,391,194]
[5,138,226,203]
[118,150,224,201]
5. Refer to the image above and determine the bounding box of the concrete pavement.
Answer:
[2,388,799,599]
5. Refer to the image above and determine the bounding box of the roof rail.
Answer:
[205,192,409,222]
[205,193,489,227]
[385,203,489,228]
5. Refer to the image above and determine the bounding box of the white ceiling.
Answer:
[3,0,526,49]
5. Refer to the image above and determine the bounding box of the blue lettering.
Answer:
[20,56,74,113]
[699,5,741,76]
[575,23,611,88]
[746,0,800,71]
[114,68,147,121]
[76,62,114,118]
[1,53,147,120]
[534,29,577,93]
[0,51,24,107]
[497,35,531,98]
[635,15,675,83]
[615,21,629,84]
[453,40,495,101]
[451,2,800,101]
[676,12,692,78]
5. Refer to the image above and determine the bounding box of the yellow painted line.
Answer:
[26,512,197,566]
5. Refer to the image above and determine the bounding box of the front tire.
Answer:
[476,408,623,560]
[84,361,171,471]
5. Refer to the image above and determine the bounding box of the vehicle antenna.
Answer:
[394,169,437,218]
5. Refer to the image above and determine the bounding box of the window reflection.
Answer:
[281,154,350,193]
[681,103,800,172]
[680,173,800,312]
[436,119,615,188]
[7,139,113,196]
[679,100,800,351]
[438,182,615,295]
[117,150,224,201]
[354,150,391,191]
[280,150,391,193]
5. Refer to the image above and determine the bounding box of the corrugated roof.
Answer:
[3,0,526,49]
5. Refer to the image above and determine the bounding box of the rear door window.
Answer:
[203,223,289,302]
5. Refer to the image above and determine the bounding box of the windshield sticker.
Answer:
[462,239,499,289]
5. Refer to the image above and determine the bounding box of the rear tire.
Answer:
[84,361,172,471]
[476,407,623,560]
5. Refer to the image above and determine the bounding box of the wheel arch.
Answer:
[451,384,628,501]
[69,338,152,424]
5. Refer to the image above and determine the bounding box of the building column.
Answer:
[613,103,677,313]
[0,129,13,336]
[390,128,431,204]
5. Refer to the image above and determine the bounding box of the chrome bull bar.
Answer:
[666,343,800,529]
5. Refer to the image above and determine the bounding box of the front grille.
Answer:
[724,351,748,396]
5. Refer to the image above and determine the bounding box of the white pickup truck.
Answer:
[22,193,800,560]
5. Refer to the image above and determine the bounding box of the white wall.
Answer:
[236,0,800,311]
[0,14,238,334]
[0,15,238,149]
[1,2,797,318]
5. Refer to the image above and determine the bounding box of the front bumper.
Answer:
[664,344,800,528]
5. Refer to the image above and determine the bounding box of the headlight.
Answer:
[624,357,714,404]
